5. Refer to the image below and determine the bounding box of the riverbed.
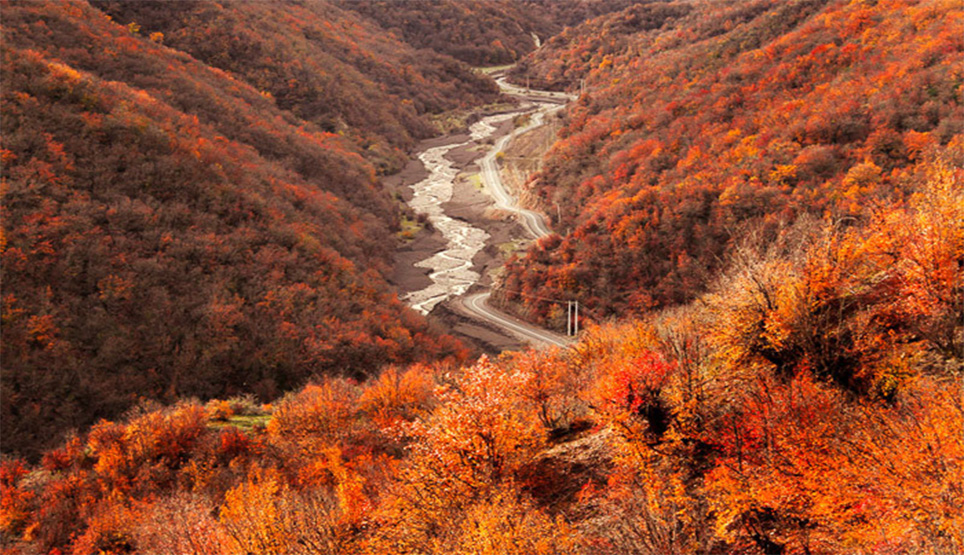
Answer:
[403,112,516,314]
[395,78,573,348]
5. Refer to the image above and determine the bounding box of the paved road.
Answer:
[456,77,577,348]
[478,112,555,239]
[495,76,575,103]
[463,292,572,348]
[478,78,571,239]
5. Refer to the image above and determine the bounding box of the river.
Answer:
[401,77,574,346]
[403,112,516,315]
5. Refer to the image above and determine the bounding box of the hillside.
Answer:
[520,0,656,28]
[1,0,482,459]
[88,0,500,174]
[498,0,963,326]
[334,0,556,66]
[2,168,960,553]
[333,0,642,67]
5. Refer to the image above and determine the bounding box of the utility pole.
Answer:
[566,300,572,336]
[565,300,580,337]
[575,300,579,335]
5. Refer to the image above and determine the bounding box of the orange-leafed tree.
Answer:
[370,355,548,553]
[0,460,36,542]
[358,363,438,429]
[451,487,580,555]
[219,466,292,555]
[132,492,231,555]
[505,347,590,435]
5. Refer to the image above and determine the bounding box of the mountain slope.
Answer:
[334,0,645,67]
[87,0,501,173]
[0,0,472,459]
[334,0,556,66]
[499,0,963,324]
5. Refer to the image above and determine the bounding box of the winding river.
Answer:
[404,112,517,315]
[402,79,574,347]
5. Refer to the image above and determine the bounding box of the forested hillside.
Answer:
[499,0,963,325]
[334,0,641,67]
[88,0,500,173]
[2,164,959,553]
[1,0,486,459]
[520,0,653,28]
[334,0,556,66]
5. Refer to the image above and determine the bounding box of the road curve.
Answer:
[479,125,552,239]
[457,77,577,348]
[495,76,576,103]
[479,87,568,239]
[463,292,571,348]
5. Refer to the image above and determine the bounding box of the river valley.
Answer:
[392,77,573,350]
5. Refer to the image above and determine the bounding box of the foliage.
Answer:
[91,0,501,173]
[334,0,556,67]
[1,0,470,460]
[2,2,961,553]
[500,0,963,326]
[4,182,962,552]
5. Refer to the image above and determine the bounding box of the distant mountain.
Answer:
[334,0,557,66]
[333,0,645,67]
[499,0,963,324]
[520,0,658,32]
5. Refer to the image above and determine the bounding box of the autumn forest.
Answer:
[1,0,961,554]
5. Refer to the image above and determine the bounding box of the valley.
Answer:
[392,73,573,349]
[1,1,960,553]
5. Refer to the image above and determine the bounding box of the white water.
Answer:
[402,72,576,316]
[404,113,516,314]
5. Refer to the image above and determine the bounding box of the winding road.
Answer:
[403,73,575,349]
[479,106,558,239]
[464,292,571,348]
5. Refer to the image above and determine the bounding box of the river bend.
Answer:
[404,113,516,314]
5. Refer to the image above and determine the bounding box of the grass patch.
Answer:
[476,64,514,75]
[397,214,423,242]
[430,101,518,134]
[467,173,484,191]
[205,395,271,432]
[498,239,528,257]
[208,414,272,433]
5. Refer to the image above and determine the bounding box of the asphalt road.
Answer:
[478,115,554,239]
[462,292,572,348]
[456,77,577,349]
[479,78,572,239]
